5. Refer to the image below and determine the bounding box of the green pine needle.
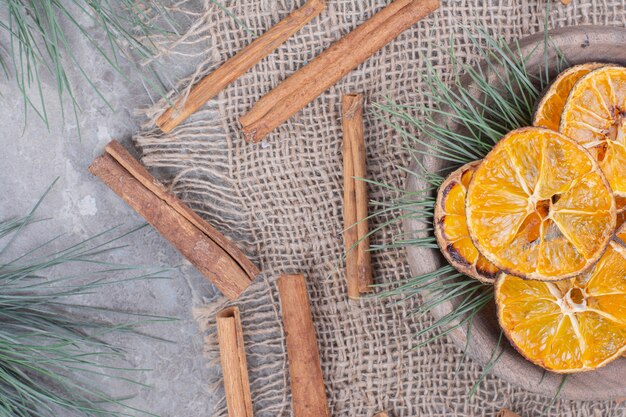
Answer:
[210,0,255,36]
[0,183,173,416]
[469,330,505,398]
[544,375,568,413]
[0,0,177,136]
[372,24,568,398]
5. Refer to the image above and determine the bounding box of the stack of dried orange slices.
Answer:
[434,63,626,373]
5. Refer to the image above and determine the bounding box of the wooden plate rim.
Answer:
[404,25,626,401]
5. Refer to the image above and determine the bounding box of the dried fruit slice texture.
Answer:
[534,63,606,131]
[434,161,499,283]
[616,196,626,229]
[466,127,616,281]
[617,218,626,244]
[560,66,626,196]
[496,225,626,373]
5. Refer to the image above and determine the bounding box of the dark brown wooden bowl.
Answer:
[405,26,626,401]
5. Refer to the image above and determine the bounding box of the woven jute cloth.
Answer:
[134,1,626,416]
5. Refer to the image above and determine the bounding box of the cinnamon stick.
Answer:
[342,94,372,298]
[277,274,330,417]
[342,100,360,299]
[240,0,440,142]
[104,141,259,280]
[216,307,253,417]
[89,140,259,299]
[156,0,327,133]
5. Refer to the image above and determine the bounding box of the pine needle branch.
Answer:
[372,23,567,397]
[0,182,172,416]
[0,0,176,136]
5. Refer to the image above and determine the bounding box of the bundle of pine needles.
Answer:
[0,0,175,133]
[372,26,567,398]
[0,183,170,416]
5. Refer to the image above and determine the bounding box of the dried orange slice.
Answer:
[617,196,626,229]
[466,127,616,281]
[534,63,606,131]
[617,221,626,244]
[434,161,499,283]
[496,225,626,373]
[560,66,626,195]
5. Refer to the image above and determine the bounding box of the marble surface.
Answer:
[0,10,218,417]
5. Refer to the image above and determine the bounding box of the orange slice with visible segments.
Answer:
[617,196,626,229]
[534,63,606,131]
[560,66,626,196]
[466,127,616,281]
[496,224,626,373]
[434,161,499,283]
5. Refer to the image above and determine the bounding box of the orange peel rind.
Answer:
[466,127,616,281]
[434,161,499,283]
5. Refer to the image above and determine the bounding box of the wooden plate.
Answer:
[405,26,626,401]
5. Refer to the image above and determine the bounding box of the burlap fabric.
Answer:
[133,1,626,416]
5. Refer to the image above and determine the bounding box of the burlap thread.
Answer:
[134,1,626,416]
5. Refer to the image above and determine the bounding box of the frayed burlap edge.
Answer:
[133,1,626,416]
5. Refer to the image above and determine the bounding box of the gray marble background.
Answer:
[0,4,218,416]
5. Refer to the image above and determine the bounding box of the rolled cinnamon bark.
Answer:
[240,0,440,142]
[89,140,259,299]
[342,94,373,298]
[217,307,253,417]
[156,0,327,133]
[342,98,360,299]
[277,274,330,417]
